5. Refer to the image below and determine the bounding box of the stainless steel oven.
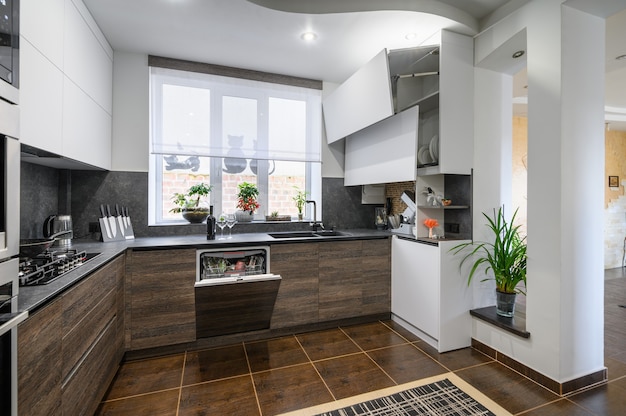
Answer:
[0,0,21,410]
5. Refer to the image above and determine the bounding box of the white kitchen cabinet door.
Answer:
[62,79,112,169]
[63,0,113,113]
[20,40,64,154]
[20,0,65,69]
[344,106,418,186]
[323,49,393,144]
[391,237,440,341]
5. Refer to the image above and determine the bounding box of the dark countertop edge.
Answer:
[470,306,530,338]
[395,235,469,246]
[18,229,390,313]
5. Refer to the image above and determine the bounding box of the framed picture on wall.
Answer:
[609,176,619,188]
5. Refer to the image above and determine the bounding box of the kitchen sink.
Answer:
[268,230,349,239]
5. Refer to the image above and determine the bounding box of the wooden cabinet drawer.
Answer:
[18,299,63,416]
[62,317,120,416]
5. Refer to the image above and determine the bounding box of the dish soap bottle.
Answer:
[206,205,216,240]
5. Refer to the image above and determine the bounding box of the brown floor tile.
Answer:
[253,363,333,415]
[382,320,424,343]
[568,377,626,416]
[103,355,185,400]
[179,375,260,416]
[245,336,309,372]
[314,352,395,399]
[95,389,180,416]
[297,328,361,361]
[605,356,626,381]
[183,344,249,385]
[415,342,495,371]
[456,362,560,414]
[518,398,595,415]
[341,321,407,351]
[367,343,448,384]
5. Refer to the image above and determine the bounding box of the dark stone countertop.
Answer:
[18,229,390,313]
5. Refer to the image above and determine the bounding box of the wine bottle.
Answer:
[207,205,216,240]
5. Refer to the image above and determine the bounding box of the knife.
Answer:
[120,205,128,228]
[123,206,135,239]
[106,204,117,237]
[115,204,126,236]
[99,204,112,239]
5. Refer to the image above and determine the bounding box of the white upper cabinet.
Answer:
[345,106,418,186]
[323,50,394,144]
[20,0,113,170]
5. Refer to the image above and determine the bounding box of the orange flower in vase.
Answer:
[423,218,439,238]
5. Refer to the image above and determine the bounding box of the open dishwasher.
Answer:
[195,246,281,338]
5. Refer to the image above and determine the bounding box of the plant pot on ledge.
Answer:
[235,210,254,222]
[182,207,210,224]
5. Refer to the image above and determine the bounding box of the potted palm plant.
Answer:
[292,186,308,221]
[235,182,259,222]
[170,183,213,223]
[450,206,527,317]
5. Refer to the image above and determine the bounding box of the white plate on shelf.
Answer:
[418,145,432,165]
[429,135,439,162]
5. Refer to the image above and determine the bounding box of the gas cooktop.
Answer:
[18,249,101,286]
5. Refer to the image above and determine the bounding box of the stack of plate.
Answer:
[417,135,439,166]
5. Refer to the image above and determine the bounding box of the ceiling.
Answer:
[83,0,626,130]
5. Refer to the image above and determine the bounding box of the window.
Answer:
[148,61,322,225]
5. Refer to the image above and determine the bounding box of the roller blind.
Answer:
[150,66,323,163]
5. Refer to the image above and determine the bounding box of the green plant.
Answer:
[236,182,260,213]
[450,206,527,295]
[170,183,212,213]
[292,186,309,214]
[270,211,279,217]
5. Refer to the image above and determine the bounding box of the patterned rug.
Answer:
[279,373,511,416]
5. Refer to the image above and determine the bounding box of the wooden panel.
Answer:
[360,239,391,315]
[18,299,63,416]
[318,241,364,321]
[195,278,281,337]
[62,259,117,332]
[61,288,117,380]
[270,243,319,328]
[129,249,197,350]
[62,317,120,416]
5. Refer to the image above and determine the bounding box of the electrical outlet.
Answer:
[88,222,100,233]
[445,223,460,233]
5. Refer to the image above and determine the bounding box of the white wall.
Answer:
[110,54,345,178]
[473,0,606,384]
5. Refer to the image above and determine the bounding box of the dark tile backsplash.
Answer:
[20,166,377,240]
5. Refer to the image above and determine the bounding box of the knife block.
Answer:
[99,218,125,242]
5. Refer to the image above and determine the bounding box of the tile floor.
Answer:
[96,273,626,416]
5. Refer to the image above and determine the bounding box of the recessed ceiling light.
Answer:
[405,33,417,41]
[512,50,525,59]
[616,54,626,61]
[301,32,317,41]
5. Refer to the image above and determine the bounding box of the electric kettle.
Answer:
[43,215,73,248]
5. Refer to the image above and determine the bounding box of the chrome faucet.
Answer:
[306,200,324,231]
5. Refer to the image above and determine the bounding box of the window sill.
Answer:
[469,306,530,338]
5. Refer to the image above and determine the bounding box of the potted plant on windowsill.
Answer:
[170,183,213,223]
[450,206,527,317]
[235,182,259,222]
[292,186,308,221]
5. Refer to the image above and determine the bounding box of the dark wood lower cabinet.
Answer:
[127,249,196,350]
[17,255,125,416]
[270,243,319,328]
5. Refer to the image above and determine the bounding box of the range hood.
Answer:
[20,144,105,171]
